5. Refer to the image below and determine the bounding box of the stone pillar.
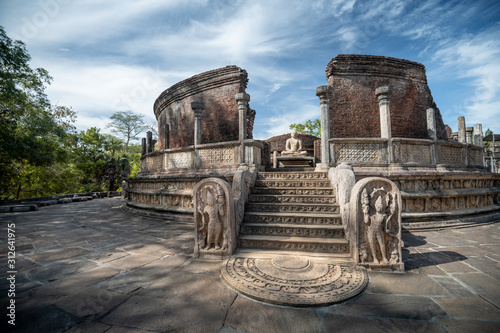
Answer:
[235,93,250,164]
[375,86,394,163]
[458,116,466,143]
[426,108,437,141]
[316,85,333,170]
[146,131,153,153]
[141,138,147,156]
[191,102,204,146]
[473,124,483,146]
[164,124,170,149]
[466,127,473,144]
[427,108,438,165]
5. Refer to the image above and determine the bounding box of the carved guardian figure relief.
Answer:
[350,177,403,271]
[193,178,236,258]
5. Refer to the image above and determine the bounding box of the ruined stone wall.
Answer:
[326,55,447,140]
[154,66,250,149]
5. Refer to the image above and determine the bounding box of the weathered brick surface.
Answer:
[326,55,448,140]
[154,66,251,149]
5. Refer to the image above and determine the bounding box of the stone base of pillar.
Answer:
[315,163,331,172]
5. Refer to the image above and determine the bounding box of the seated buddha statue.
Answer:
[282,130,307,155]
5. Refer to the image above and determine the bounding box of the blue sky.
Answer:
[1,0,499,141]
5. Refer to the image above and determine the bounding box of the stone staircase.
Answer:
[237,171,350,257]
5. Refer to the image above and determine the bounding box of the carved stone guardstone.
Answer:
[193,178,236,259]
[232,165,257,235]
[328,163,356,238]
[349,177,404,271]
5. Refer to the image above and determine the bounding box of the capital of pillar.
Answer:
[316,85,332,104]
[191,101,204,118]
[235,92,250,105]
[375,86,391,105]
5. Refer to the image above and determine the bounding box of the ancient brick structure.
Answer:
[154,66,252,149]
[326,55,447,140]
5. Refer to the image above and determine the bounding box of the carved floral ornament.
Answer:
[193,178,236,258]
[349,177,404,270]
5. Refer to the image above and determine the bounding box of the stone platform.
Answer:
[2,197,500,332]
[222,255,367,307]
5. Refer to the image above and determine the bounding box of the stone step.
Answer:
[237,234,349,253]
[240,223,345,238]
[244,212,342,225]
[257,172,327,180]
[246,202,339,214]
[255,179,331,188]
[248,194,337,204]
[251,187,334,196]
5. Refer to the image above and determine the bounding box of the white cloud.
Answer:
[434,31,500,130]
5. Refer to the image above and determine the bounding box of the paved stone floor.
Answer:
[1,197,499,332]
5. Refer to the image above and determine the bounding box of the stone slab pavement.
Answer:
[0,197,499,332]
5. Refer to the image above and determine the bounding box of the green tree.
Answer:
[106,110,147,151]
[0,26,77,199]
[289,118,321,137]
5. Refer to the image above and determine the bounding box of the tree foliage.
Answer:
[289,118,321,137]
[106,110,147,150]
[0,27,135,199]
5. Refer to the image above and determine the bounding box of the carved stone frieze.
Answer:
[221,257,368,306]
[248,195,336,204]
[246,203,339,214]
[237,239,349,253]
[193,178,236,258]
[257,172,327,180]
[403,194,495,212]
[251,188,334,196]
[350,177,403,271]
[240,225,344,238]
[244,214,342,225]
[255,180,331,188]
[395,143,432,164]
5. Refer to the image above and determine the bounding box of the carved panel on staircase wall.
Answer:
[349,177,404,271]
[193,178,236,259]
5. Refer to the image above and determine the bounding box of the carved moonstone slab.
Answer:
[193,178,236,259]
[349,177,404,271]
[221,256,368,307]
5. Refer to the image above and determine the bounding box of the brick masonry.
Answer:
[154,66,252,149]
[326,55,448,140]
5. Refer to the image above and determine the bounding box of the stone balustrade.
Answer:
[140,140,263,173]
[329,137,485,168]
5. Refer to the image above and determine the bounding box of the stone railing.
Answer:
[329,138,485,168]
[141,140,263,173]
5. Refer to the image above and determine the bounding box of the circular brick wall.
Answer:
[154,66,251,149]
[326,55,447,140]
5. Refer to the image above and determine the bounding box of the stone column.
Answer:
[141,138,147,156]
[473,124,483,146]
[458,116,466,143]
[235,93,250,164]
[146,131,153,153]
[375,86,394,163]
[427,108,438,165]
[426,108,437,141]
[164,124,170,149]
[466,127,473,144]
[191,102,204,146]
[316,85,333,170]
